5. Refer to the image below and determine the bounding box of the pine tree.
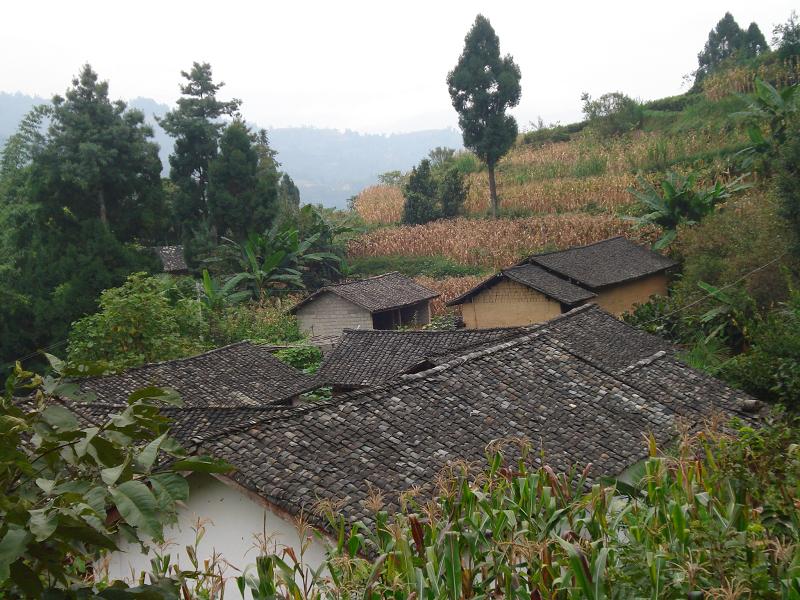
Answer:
[447,15,521,218]
[402,159,439,225]
[439,166,468,219]
[208,120,278,239]
[159,62,241,238]
[30,65,164,240]
[278,173,301,213]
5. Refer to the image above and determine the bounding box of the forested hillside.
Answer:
[0,92,462,207]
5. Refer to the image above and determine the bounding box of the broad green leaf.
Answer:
[28,509,58,541]
[110,480,162,539]
[101,460,128,486]
[135,432,168,472]
[149,473,189,511]
[171,455,232,473]
[0,528,32,582]
[41,404,79,430]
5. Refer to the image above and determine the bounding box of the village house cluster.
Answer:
[64,237,759,591]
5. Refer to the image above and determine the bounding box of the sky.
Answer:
[2,1,796,134]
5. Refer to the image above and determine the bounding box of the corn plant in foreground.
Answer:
[241,418,800,599]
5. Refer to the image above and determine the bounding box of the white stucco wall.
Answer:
[295,291,373,338]
[104,474,329,598]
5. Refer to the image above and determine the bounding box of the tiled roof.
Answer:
[534,303,675,372]
[290,272,439,314]
[314,326,527,388]
[199,308,758,532]
[152,245,188,273]
[76,342,317,407]
[60,401,279,446]
[447,264,596,307]
[528,236,678,289]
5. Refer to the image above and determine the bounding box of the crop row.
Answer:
[347,215,653,269]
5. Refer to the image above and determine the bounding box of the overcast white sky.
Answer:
[2,1,796,133]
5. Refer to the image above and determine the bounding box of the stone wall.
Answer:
[461,278,563,328]
[296,291,373,338]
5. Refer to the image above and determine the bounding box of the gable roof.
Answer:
[199,307,757,532]
[290,272,439,314]
[152,245,188,273]
[447,263,596,306]
[76,341,317,408]
[314,326,527,388]
[528,236,678,289]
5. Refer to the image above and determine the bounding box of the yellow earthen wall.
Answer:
[593,272,669,316]
[462,278,563,328]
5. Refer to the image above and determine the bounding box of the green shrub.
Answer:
[348,255,485,279]
[274,344,323,373]
[66,273,208,372]
[722,288,800,404]
[643,93,703,112]
[572,155,607,178]
[581,91,644,137]
[212,303,302,347]
[451,150,482,175]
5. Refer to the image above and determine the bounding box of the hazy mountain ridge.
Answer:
[2,92,462,208]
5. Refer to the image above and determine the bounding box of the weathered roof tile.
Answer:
[290,272,439,314]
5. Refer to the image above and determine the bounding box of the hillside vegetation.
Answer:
[348,91,758,310]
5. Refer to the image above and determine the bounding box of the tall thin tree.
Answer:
[447,15,521,218]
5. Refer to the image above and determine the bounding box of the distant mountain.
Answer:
[1,92,462,208]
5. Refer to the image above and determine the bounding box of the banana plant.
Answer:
[628,171,749,249]
[225,224,344,302]
[199,269,250,313]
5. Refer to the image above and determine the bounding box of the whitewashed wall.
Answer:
[105,474,329,598]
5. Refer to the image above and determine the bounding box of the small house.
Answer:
[152,245,188,275]
[290,272,439,339]
[448,236,677,328]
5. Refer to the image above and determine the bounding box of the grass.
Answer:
[348,254,487,279]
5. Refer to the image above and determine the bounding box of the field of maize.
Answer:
[412,275,485,315]
[347,215,654,270]
[352,129,746,224]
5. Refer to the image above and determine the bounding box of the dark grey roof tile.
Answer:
[291,272,438,314]
[529,236,677,289]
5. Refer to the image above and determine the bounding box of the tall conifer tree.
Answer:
[447,15,521,218]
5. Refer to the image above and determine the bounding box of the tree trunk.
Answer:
[98,189,108,225]
[488,163,498,218]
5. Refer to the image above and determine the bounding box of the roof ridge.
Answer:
[324,271,401,288]
[527,235,626,259]
[76,341,257,381]
[616,350,669,374]
[399,304,597,380]
[338,325,526,336]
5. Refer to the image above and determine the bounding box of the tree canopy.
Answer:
[447,15,521,217]
[696,12,769,83]
[159,62,241,239]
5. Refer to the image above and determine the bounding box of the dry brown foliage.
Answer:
[348,216,654,270]
[465,173,634,215]
[703,56,800,101]
[353,185,404,224]
[413,275,486,315]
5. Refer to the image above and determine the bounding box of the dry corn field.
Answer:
[353,130,745,224]
[353,185,404,224]
[464,173,635,215]
[413,275,485,315]
[348,215,654,270]
[703,57,800,101]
